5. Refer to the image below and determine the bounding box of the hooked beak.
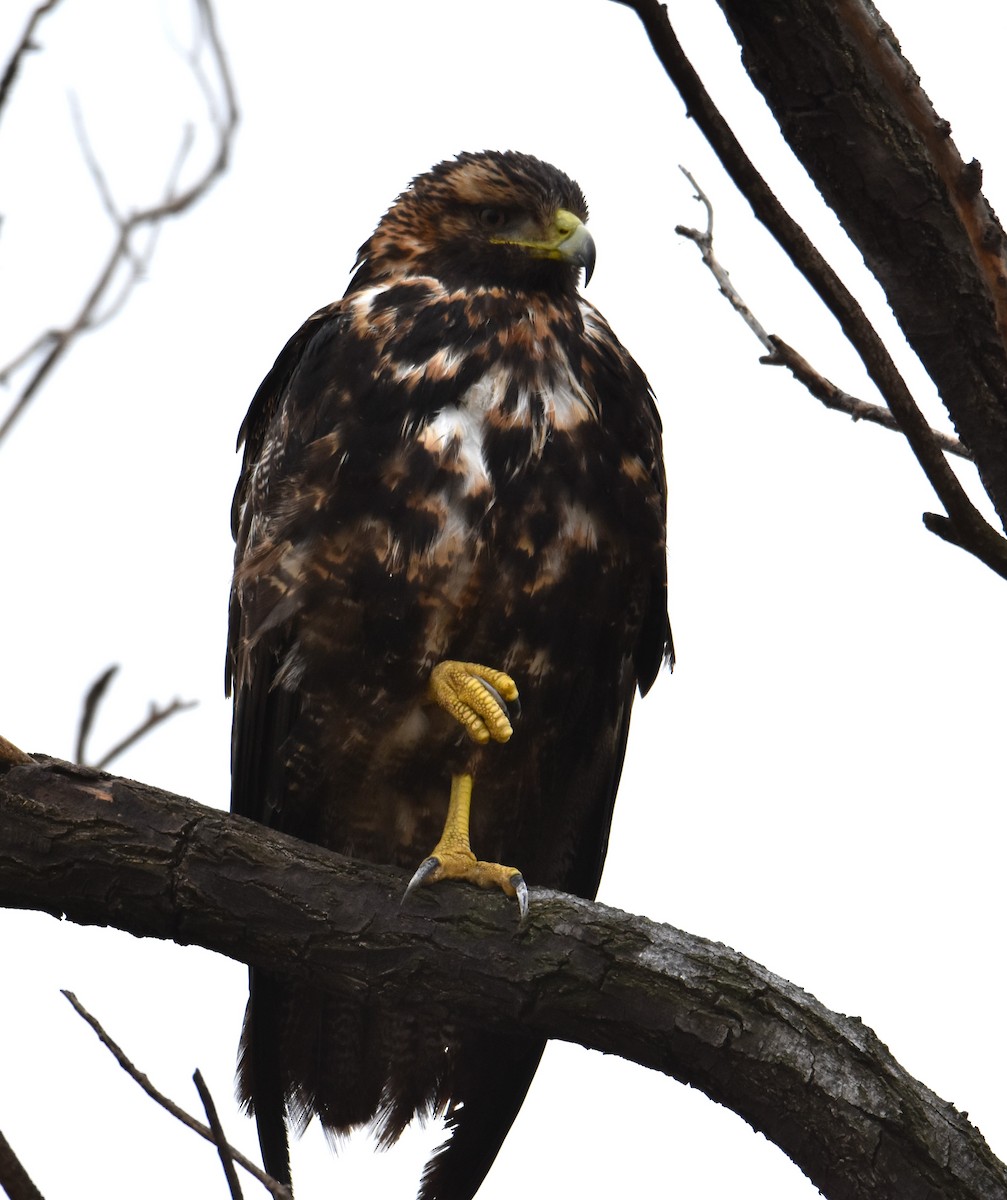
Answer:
[552,210,596,284]
[492,207,597,284]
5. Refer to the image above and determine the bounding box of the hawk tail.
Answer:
[418,1034,545,1200]
[238,969,293,1192]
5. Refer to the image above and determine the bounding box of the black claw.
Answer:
[479,680,521,725]
[512,873,529,923]
[479,680,507,719]
[403,856,440,903]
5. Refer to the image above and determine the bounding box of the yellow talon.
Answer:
[404,773,528,918]
[428,660,518,745]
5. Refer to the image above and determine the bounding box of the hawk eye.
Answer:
[478,206,508,230]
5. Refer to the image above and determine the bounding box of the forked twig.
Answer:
[0,0,239,445]
[676,169,969,460]
[74,664,197,771]
[61,991,291,1200]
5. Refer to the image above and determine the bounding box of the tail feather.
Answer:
[238,969,293,1191]
[418,1034,545,1200]
[239,973,544,1200]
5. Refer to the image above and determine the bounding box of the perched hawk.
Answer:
[227,150,672,1200]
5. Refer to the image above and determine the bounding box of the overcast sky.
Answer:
[1,2,1005,1198]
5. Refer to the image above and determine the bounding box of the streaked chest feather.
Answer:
[413,361,596,492]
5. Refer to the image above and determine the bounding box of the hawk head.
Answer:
[350,150,595,293]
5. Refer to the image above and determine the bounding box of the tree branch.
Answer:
[675,169,969,458]
[1,754,1004,1200]
[0,0,63,130]
[0,1129,45,1200]
[733,0,1007,491]
[74,664,197,771]
[0,0,238,446]
[61,991,288,1200]
[615,0,1007,579]
[193,1069,245,1200]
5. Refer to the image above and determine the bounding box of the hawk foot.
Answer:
[428,660,518,745]
[403,773,528,920]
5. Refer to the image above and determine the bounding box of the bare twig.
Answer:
[61,991,291,1200]
[194,1070,244,1200]
[90,697,198,772]
[74,665,196,770]
[0,0,63,129]
[676,169,970,460]
[75,664,119,765]
[0,1129,45,1200]
[616,0,1007,579]
[0,0,239,446]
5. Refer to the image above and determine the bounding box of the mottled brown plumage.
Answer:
[227,150,671,1199]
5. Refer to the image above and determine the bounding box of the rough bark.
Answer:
[616,0,1007,576]
[1,754,1004,1200]
[713,0,1007,525]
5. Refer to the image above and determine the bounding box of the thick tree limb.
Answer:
[713,0,1007,524]
[615,0,1007,579]
[1,755,1004,1200]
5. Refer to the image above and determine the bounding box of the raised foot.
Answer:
[428,660,519,745]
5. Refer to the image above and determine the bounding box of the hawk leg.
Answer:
[405,661,528,918]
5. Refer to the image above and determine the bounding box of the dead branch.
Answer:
[1,754,1003,1200]
[62,991,289,1200]
[615,0,1007,579]
[0,0,238,446]
[89,697,198,772]
[74,664,197,771]
[0,1129,45,1200]
[74,664,118,765]
[0,0,63,129]
[675,169,969,459]
[193,1070,245,1200]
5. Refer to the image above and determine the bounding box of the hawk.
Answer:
[227,150,672,1200]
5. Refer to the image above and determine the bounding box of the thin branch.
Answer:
[61,992,290,1200]
[194,1070,244,1200]
[74,664,196,770]
[0,1129,45,1200]
[0,0,63,129]
[75,664,119,765]
[765,336,970,456]
[90,697,198,772]
[676,169,970,459]
[615,0,1007,579]
[0,0,239,446]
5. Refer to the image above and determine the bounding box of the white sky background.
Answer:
[1,2,1005,1197]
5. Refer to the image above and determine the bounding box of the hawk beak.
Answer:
[550,209,596,285]
[494,208,597,284]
